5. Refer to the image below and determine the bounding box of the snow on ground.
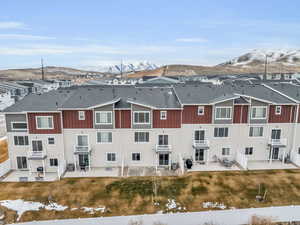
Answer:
[0,200,105,221]
[165,199,186,212]
[10,205,300,225]
[202,202,228,210]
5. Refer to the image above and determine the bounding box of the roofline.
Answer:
[172,87,183,107]
[235,93,274,104]
[209,95,240,105]
[263,83,299,103]
[87,98,121,109]
[127,100,156,109]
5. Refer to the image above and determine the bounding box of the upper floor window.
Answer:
[198,106,204,116]
[214,127,229,137]
[134,132,149,142]
[107,153,116,162]
[14,136,29,146]
[133,112,150,124]
[95,111,112,124]
[249,127,263,137]
[97,131,112,143]
[160,111,167,120]
[11,122,27,131]
[275,106,282,115]
[36,116,53,129]
[251,107,267,119]
[48,137,55,145]
[78,111,85,120]
[215,107,232,120]
[132,153,141,161]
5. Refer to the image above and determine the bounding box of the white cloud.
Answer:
[0,22,26,29]
[0,34,56,40]
[175,38,208,43]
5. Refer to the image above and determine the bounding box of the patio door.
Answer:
[195,130,205,142]
[195,149,205,161]
[271,129,281,140]
[158,135,168,146]
[32,140,43,152]
[159,153,169,166]
[17,156,27,169]
[270,147,280,160]
[78,154,89,167]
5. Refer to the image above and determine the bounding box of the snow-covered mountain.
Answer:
[221,49,300,67]
[107,61,159,73]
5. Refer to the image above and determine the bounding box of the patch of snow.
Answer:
[202,202,227,210]
[81,206,106,214]
[165,199,186,212]
[44,202,68,211]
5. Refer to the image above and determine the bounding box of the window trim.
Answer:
[133,111,151,125]
[197,106,205,116]
[222,147,230,156]
[95,111,113,125]
[215,106,232,120]
[36,116,54,130]
[76,134,89,147]
[250,106,267,120]
[245,147,253,155]
[134,131,150,143]
[11,121,27,131]
[78,111,85,120]
[96,131,113,144]
[160,111,167,120]
[249,126,264,137]
[275,106,282,115]
[48,137,55,145]
[106,152,117,162]
[131,152,142,162]
[14,136,29,146]
[214,127,229,138]
[49,158,58,167]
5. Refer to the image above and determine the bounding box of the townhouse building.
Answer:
[3,82,300,181]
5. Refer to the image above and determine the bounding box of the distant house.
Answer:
[0,82,29,101]
[0,89,14,111]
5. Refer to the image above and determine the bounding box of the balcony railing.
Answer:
[193,139,210,149]
[74,145,92,154]
[155,144,172,152]
[268,138,287,147]
[27,151,47,160]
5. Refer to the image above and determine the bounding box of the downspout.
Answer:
[291,104,299,163]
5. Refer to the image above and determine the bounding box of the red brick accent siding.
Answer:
[62,110,93,128]
[182,105,212,124]
[269,105,294,123]
[153,110,181,128]
[28,112,62,134]
[115,110,131,128]
[233,105,248,123]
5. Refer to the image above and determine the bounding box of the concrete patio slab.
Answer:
[63,167,120,178]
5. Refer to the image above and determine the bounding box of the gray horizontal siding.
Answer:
[6,114,27,132]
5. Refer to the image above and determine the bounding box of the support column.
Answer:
[88,154,91,171]
[206,149,210,166]
[28,160,32,176]
[74,155,77,171]
[42,160,46,178]
[282,148,285,164]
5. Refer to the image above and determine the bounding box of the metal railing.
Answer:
[27,150,47,159]
[268,138,287,146]
[74,145,91,153]
[193,139,210,148]
[155,144,172,152]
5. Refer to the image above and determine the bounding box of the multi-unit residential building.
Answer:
[3,82,300,181]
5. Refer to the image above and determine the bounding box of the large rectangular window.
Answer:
[133,112,150,124]
[245,147,253,155]
[11,122,27,130]
[132,153,141,161]
[222,148,230,156]
[50,158,58,167]
[251,107,267,119]
[107,153,116,162]
[214,127,229,137]
[36,116,53,129]
[134,132,149,142]
[215,107,232,120]
[97,132,112,143]
[249,127,263,137]
[14,136,29,146]
[95,112,112,124]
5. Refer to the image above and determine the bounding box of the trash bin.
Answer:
[185,159,193,169]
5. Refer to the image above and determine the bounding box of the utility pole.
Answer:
[41,58,45,80]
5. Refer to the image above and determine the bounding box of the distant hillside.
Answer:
[0,66,108,80]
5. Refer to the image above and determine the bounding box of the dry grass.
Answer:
[1,170,300,223]
[0,139,8,163]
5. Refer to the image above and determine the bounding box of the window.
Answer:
[32,140,43,152]
[36,116,53,129]
[50,158,58,167]
[134,112,150,124]
[17,156,27,169]
[132,153,141,161]
[215,107,232,120]
[197,106,204,116]
[134,132,149,142]
[275,106,282,115]
[78,111,85,120]
[249,127,263,137]
[77,135,88,146]
[158,135,169,145]
[14,136,29,146]
[298,147,300,155]
[11,122,27,130]
[245,147,253,155]
[251,107,267,119]
[160,111,167,120]
[222,148,230,156]
[95,112,112,124]
[107,153,116,162]
[97,132,112,143]
[48,137,55,145]
[214,127,229,137]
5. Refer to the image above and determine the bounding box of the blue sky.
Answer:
[0,0,300,70]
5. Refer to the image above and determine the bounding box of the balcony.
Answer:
[155,144,172,152]
[27,151,47,160]
[193,139,210,149]
[268,138,287,147]
[74,145,92,154]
